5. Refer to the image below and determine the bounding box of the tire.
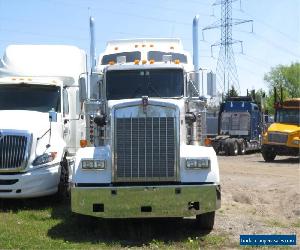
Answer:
[224,139,230,156]
[238,140,246,155]
[56,155,70,201]
[196,211,215,230]
[229,139,238,156]
[212,143,219,155]
[261,146,276,162]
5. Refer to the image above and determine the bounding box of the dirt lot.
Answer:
[0,153,299,249]
[215,153,300,245]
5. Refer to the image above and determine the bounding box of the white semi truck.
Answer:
[0,45,87,198]
[71,17,221,229]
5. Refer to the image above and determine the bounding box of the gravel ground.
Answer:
[214,153,300,246]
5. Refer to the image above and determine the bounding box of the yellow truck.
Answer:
[261,98,300,161]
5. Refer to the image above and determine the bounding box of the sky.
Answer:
[0,0,299,96]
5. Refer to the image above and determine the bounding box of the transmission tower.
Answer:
[202,0,253,94]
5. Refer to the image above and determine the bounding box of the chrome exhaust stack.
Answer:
[193,15,200,95]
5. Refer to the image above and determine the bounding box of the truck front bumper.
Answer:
[71,184,221,218]
[262,144,300,156]
[0,164,60,198]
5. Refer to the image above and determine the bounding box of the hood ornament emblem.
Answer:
[142,96,149,113]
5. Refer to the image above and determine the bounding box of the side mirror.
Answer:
[49,109,57,122]
[189,72,196,82]
[79,77,87,102]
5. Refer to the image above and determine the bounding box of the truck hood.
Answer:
[0,110,64,162]
[268,123,300,133]
[0,110,52,135]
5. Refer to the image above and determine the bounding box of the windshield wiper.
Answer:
[147,81,161,98]
[130,84,143,98]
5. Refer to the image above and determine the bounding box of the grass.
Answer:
[0,197,233,249]
[291,220,300,228]
[265,219,287,228]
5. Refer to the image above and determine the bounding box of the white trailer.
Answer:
[0,45,87,198]
[71,17,221,229]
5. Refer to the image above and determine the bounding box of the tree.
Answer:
[226,85,239,97]
[264,62,300,98]
[264,62,300,113]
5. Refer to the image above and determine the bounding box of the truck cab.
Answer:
[261,98,300,161]
[210,96,263,156]
[71,38,221,230]
[0,45,86,198]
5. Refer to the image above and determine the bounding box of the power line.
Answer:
[239,54,271,70]
[47,0,195,27]
[107,0,214,17]
[234,8,300,44]
[0,28,89,42]
[251,32,300,58]
[234,28,300,59]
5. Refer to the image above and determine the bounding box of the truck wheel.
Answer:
[224,139,230,156]
[229,139,238,156]
[261,147,276,162]
[212,144,219,155]
[57,156,70,201]
[238,140,246,155]
[196,211,215,230]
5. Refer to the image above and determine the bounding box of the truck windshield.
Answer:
[106,69,184,100]
[0,84,60,112]
[276,109,300,125]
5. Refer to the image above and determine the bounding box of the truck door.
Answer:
[62,89,71,145]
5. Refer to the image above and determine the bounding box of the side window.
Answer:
[63,89,69,116]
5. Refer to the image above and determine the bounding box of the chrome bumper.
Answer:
[71,184,221,218]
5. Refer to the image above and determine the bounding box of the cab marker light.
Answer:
[80,139,87,148]
[204,138,212,147]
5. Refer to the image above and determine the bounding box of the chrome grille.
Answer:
[268,132,288,144]
[0,131,31,171]
[115,117,176,182]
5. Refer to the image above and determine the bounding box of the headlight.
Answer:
[292,139,300,145]
[81,159,106,170]
[186,158,210,169]
[32,152,57,166]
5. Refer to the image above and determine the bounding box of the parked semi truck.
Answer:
[208,95,263,156]
[261,94,300,161]
[71,17,221,230]
[0,45,86,198]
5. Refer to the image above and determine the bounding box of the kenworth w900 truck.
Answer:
[71,17,221,230]
[0,45,86,198]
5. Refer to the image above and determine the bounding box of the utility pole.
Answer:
[202,0,253,94]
